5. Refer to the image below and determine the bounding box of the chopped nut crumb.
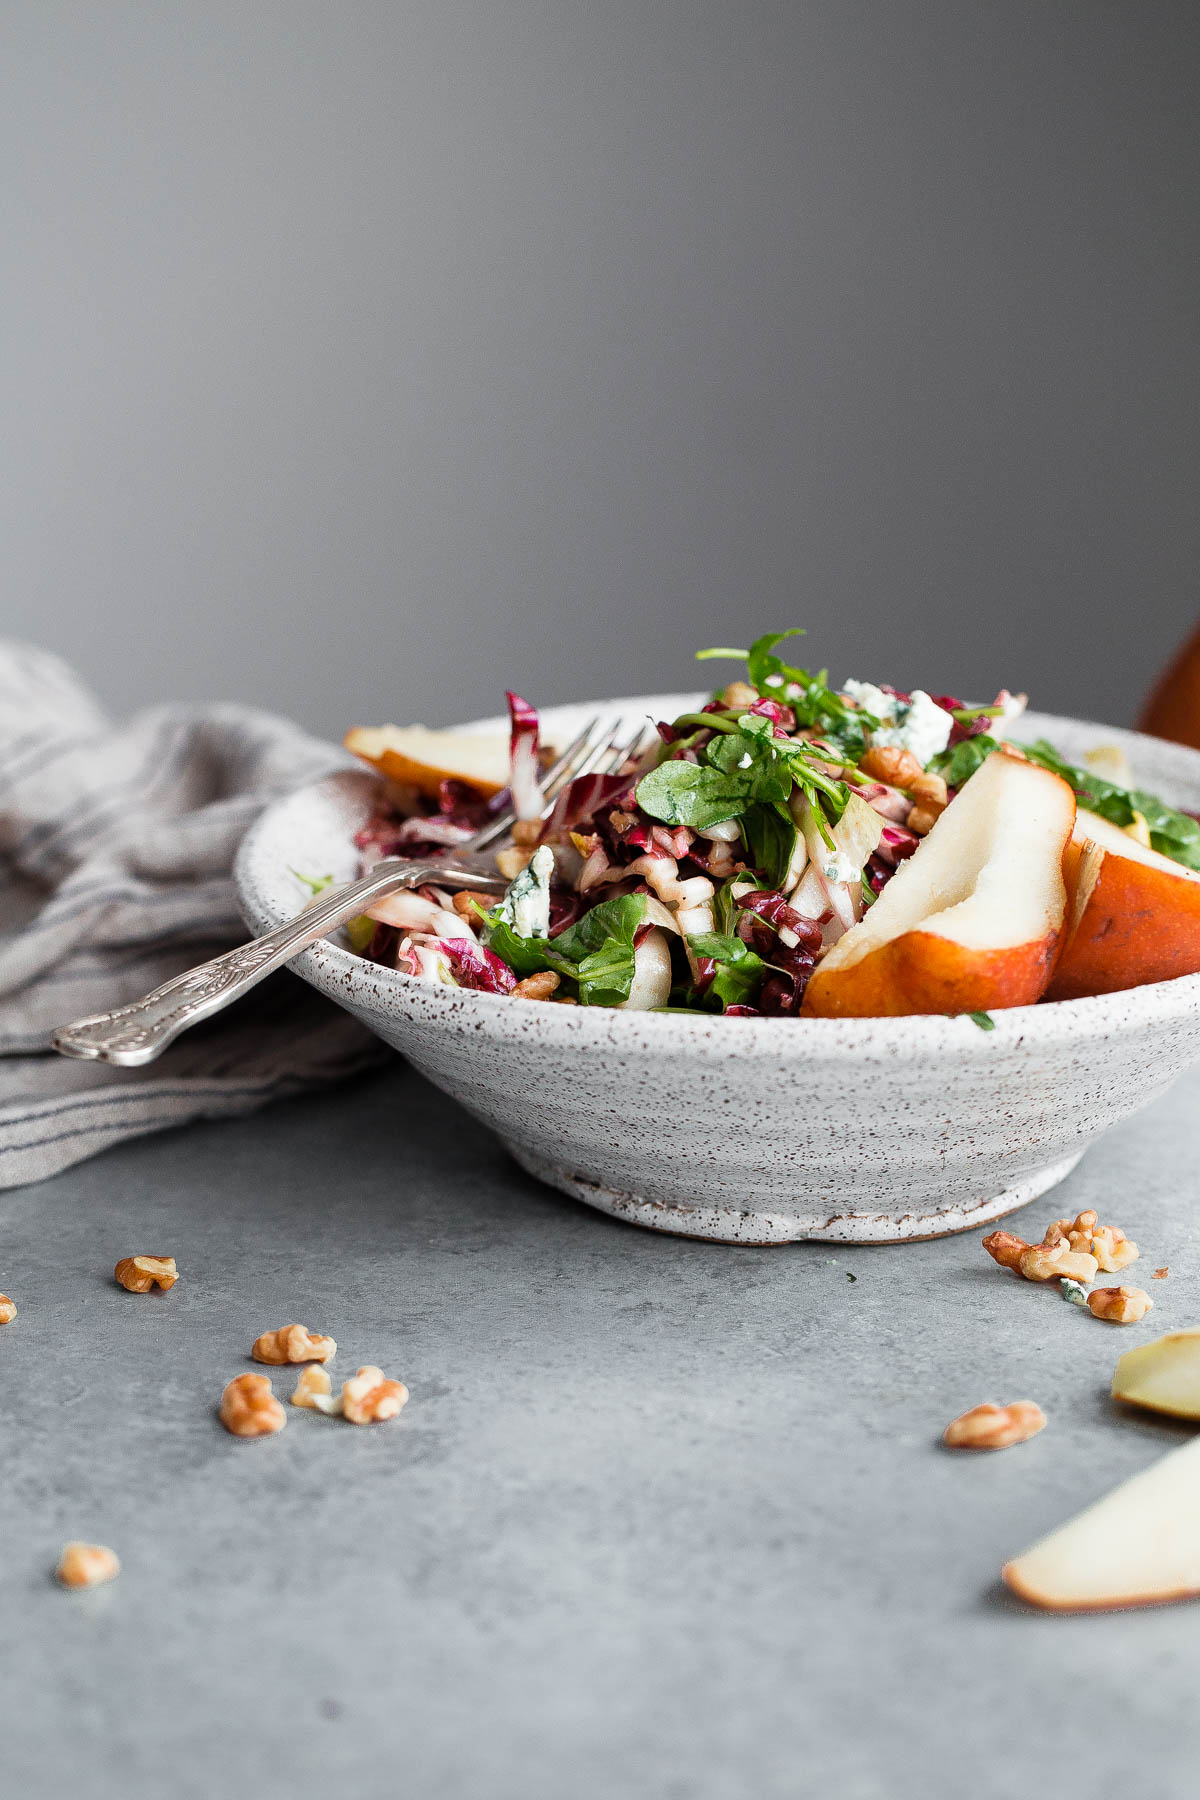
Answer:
[0,1294,15,1324]
[114,1255,178,1293]
[1017,1243,1099,1284]
[341,1365,409,1425]
[944,1401,1046,1450]
[511,819,542,847]
[982,1230,1029,1271]
[251,1324,337,1365]
[1087,1285,1154,1324]
[495,846,534,881]
[55,1542,120,1588]
[1153,1267,1169,1280]
[512,971,561,1001]
[219,1372,287,1437]
[291,1365,343,1414]
[451,889,499,920]
[859,745,923,788]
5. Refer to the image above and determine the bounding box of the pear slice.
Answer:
[344,724,510,798]
[1112,1329,1200,1421]
[803,749,1075,1017]
[1002,1434,1200,1611]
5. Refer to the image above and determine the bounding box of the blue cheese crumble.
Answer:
[495,844,554,938]
[840,680,954,767]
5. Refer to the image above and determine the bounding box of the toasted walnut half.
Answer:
[944,1401,1046,1450]
[512,971,560,1001]
[114,1256,178,1293]
[0,1293,15,1324]
[341,1365,409,1425]
[219,1372,287,1437]
[982,1231,1029,1271]
[291,1365,343,1414]
[1087,1286,1154,1325]
[1017,1243,1099,1284]
[56,1542,120,1588]
[251,1324,337,1365]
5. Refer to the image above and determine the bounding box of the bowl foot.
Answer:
[503,1143,1087,1245]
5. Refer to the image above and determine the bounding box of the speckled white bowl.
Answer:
[235,699,1200,1244]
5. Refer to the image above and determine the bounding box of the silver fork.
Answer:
[51,717,653,1067]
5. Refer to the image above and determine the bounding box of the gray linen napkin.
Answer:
[0,642,387,1188]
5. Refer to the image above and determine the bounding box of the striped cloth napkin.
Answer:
[0,643,386,1188]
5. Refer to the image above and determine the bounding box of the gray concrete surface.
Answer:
[2,1054,1200,1800]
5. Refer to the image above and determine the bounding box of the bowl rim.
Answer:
[235,697,1200,1057]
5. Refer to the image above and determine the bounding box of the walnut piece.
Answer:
[1087,1286,1154,1324]
[512,971,560,1001]
[56,1542,120,1588]
[495,846,534,881]
[114,1255,178,1293]
[1042,1211,1138,1272]
[859,745,924,788]
[251,1323,337,1365]
[944,1401,1046,1450]
[982,1230,1030,1271]
[0,1293,15,1324]
[451,889,500,921]
[291,1365,343,1414]
[1017,1243,1099,1284]
[219,1372,287,1437]
[720,680,759,710]
[341,1365,409,1425]
[906,772,950,837]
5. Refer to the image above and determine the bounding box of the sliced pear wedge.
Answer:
[1003,1434,1200,1611]
[1112,1329,1200,1421]
[344,724,510,799]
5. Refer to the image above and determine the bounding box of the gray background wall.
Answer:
[3,1,1198,741]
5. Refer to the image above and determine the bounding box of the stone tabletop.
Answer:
[3,1055,1200,1800]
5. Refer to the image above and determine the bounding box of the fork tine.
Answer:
[466,715,606,853]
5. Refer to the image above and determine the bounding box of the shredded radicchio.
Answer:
[506,691,543,821]
[436,937,518,995]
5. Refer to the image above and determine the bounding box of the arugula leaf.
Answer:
[1018,740,1200,872]
[966,1011,996,1031]
[928,735,1000,787]
[636,728,789,828]
[695,628,875,749]
[687,932,766,1010]
[485,893,649,1006]
[740,801,797,888]
[289,867,335,895]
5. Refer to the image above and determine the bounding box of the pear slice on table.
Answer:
[1003,1434,1200,1612]
[1112,1329,1200,1421]
[344,724,510,799]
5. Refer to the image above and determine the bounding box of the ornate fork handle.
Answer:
[51,859,508,1067]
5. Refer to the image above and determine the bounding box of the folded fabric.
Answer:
[0,642,387,1188]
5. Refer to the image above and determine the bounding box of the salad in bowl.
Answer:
[342,631,1200,1021]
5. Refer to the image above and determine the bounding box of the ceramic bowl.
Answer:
[234,698,1200,1245]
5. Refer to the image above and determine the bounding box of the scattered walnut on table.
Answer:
[1153,1267,1170,1280]
[0,1294,15,1324]
[943,1401,1046,1450]
[341,1365,409,1425]
[251,1324,337,1365]
[219,1372,287,1437]
[291,1365,343,1414]
[114,1256,178,1293]
[1086,1286,1154,1324]
[981,1231,1030,1271]
[55,1542,120,1588]
[1017,1243,1099,1284]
